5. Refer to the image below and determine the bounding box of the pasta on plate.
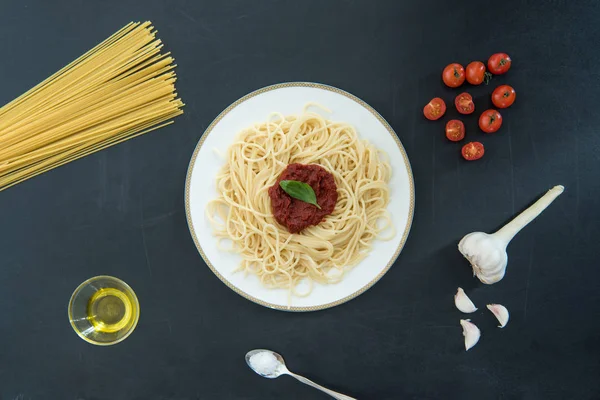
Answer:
[206,106,394,296]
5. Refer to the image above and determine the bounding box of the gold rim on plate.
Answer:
[184,82,415,312]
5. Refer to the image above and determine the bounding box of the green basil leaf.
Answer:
[279,180,321,209]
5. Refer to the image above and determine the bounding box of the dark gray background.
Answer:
[0,1,598,399]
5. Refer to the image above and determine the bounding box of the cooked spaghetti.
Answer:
[206,107,394,294]
[0,21,183,191]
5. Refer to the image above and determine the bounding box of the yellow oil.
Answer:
[86,288,135,334]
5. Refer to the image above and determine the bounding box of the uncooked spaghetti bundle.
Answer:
[0,21,184,191]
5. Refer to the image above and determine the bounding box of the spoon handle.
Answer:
[287,372,356,400]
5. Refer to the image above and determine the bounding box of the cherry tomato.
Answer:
[491,85,516,109]
[478,109,503,133]
[423,98,446,120]
[455,92,475,115]
[445,120,465,142]
[466,61,492,85]
[442,63,465,88]
[488,53,512,75]
[462,142,485,161]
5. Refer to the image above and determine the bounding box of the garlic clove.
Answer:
[460,319,481,351]
[487,304,510,328]
[454,287,477,313]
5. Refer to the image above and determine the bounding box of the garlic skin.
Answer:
[454,287,477,313]
[458,185,564,285]
[487,304,510,328]
[460,319,481,351]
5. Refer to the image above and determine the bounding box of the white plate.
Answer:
[185,83,414,311]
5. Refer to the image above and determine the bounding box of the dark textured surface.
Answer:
[0,1,599,399]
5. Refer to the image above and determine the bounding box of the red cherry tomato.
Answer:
[442,63,466,88]
[446,120,465,142]
[461,142,485,161]
[466,61,491,85]
[423,98,446,120]
[455,92,475,115]
[479,109,503,133]
[491,85,516,109]
[488,53,512,75]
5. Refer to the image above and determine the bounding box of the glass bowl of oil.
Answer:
[68,276,140,346]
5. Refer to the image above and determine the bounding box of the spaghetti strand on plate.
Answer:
[206,106,394,295]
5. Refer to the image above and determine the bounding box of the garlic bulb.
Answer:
[460,319,480,351]
[458,185,564,284]
[458,232,508,284]
[454,287,477,313]
[487,304,509,328]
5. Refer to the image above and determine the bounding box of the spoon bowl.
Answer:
[245,349,287,378]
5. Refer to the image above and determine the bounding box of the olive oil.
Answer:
[69,276,140,345]
[87,288,134,333]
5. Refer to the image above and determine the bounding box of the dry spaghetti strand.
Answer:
[0,21,184,191]
[206,107,395,296]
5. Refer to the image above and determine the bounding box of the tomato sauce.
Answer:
[268,163,337,233]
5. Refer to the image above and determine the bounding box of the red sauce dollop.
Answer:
[268,163,338,233]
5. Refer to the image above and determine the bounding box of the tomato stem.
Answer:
[484,72,492,85]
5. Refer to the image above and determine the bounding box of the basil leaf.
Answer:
[279,180,321,209]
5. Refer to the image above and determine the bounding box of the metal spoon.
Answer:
[245,349,356,400]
